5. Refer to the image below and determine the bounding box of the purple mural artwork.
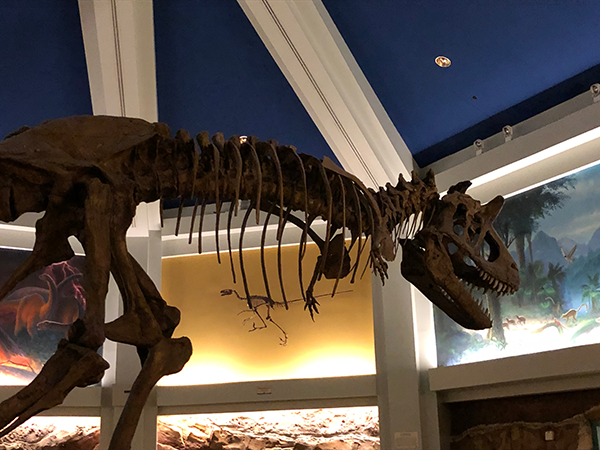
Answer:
[0,249,85,384]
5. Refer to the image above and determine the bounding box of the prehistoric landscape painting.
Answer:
[159,407,379,449]
[0,249,86,384]
[435,162,600,366]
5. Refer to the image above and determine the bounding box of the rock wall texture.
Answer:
[0,417,99,450]
[450,414,593,450]
[158,407,380,450]
[0,408,378,449]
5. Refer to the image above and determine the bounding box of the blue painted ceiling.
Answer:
[153,0,336,163]
[0,0,91,140]
[323,0,600,166]
[1,1,599,168]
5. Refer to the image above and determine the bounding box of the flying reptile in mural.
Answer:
[0,115,519,449]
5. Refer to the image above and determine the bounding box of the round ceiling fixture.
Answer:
[435,56,451,68]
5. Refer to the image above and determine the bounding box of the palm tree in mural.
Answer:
[546,262,566,316]
[495,178,573,269]
[485,291,505,344]
[581,273,600,313]
[521,261,550,306]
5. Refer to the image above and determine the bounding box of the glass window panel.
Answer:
[161,242,375,385]
[436,163,600,366]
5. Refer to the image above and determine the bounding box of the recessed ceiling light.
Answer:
[435,56,451,68]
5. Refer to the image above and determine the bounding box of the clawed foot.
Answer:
[371,251,388,284]
[303,290,320,320]
[0,340,108,437]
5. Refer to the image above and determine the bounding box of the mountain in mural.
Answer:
[527,228,600,269]
[528,231,564,267]
[563,248,600,308]
[587,227,600,253]
[524,226,600,308]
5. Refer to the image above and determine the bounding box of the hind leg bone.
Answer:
[104,228,163,348]
[105,251,191,450]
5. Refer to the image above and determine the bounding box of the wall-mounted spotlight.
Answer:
[474,139,484,156]
[503,125,513,142]
[591,84,600,102]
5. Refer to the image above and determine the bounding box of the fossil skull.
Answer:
[401,181,519,329]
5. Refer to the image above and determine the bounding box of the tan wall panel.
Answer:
[161,242,375,385]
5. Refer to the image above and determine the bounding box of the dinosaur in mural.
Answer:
[0,115,519,449]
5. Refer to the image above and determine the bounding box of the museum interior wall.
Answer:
[0,98,600,449]
[161,242,375,386]
[427,99,600,450]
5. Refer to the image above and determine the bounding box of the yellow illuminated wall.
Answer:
[160,241,375,385]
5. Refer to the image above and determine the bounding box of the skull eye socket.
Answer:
[470,229,480,246]
[453,204,467,223]
[483,232,500,262]
[447,242,459,255]
[453,204,467,238]
[482,240,490,260]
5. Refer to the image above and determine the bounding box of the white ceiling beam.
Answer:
[78,0,160,235]
[78,0,158,120]
[238,0,414,187]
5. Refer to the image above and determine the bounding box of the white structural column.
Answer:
[78,0,158,120]
[412,287,443,450]
[238,2,437,448]
[78,1,161,449]
[238,0,414,187]
[370,258,423,450]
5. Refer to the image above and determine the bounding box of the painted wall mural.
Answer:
[0,249,85,384]
[161,241,375,385]
[159,407,379,449]
[435,162,600,366]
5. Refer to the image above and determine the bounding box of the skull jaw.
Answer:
[452,251,520,296]
[445,227,520,296]
[401,240,492,330]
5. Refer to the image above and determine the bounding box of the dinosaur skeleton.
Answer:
[0,116,519,449]
[220,288,353,345]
